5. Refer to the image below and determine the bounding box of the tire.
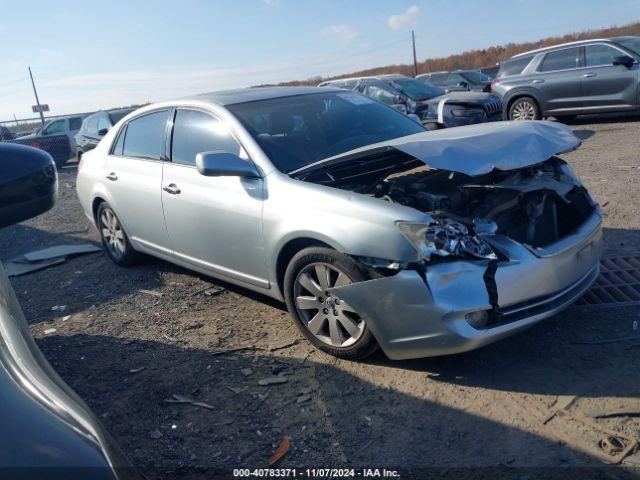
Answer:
[96,202,143,266]
[54,156,67,169]
[508,96,541,121]
[283,247,379,360]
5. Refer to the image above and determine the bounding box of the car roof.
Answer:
[511,37,627,58]
[183,86,343,106]
[320,73,408,84]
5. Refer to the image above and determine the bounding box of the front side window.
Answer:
[86,116,99,133]
[539,47,579,72]
[462,71,492,83]
[585,44,620,67]
[69,117,82,130]
[227,91,425,173]
[97,115,110,131]
[446,73,466,86]
[43,120,65,135]
[363,85,397,106]
[171,109,241,166]
[121,110,169,160]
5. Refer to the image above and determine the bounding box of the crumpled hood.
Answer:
[291,121,581,177]
[426,91,494,105]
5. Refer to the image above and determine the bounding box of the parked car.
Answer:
[76,109,135,160]
[491,36,640,121]
[480,64,500,78]
[416,70,493,92]
[319,74,503,128]
[77,87,601,361]
[20,115,86,156]
[0,143,139,479]
[0,126,71,168]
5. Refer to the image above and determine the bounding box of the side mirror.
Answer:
[195,151,261,178]
[98,128,108,136]
[0,143,57,228]
[612,55,635,68]
[458,81,469,89]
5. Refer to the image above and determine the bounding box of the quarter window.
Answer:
[585,44,619,67]
[112,126,126,156]
[122,110,169,160]
[171,109,241,166]
[539,47,579,72]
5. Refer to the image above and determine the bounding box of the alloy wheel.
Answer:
[511,100,536,120]
[99,208,125,260]
[293,262,365,348]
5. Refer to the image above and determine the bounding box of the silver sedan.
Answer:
[76,87,602,360]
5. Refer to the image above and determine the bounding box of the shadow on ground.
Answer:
[37,333,640,479]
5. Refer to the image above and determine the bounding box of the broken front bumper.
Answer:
[330,211,602,360]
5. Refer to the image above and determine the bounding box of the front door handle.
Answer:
[163,183,181,195]
[582,73,597,78]
[531,79,545,84]
[106,172,118,181]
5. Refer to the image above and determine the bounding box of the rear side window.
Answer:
[363,85,397,106]
[585,44,619,67]
[122,110,169,160]
[171,109,241,166]
[497,56,534,77]
[539,47,579,72]
[69,117,82,130]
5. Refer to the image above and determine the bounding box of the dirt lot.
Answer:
[2,114,640,479]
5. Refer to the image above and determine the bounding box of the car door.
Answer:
[105,110,172,256]
[535,47,583,112]
[581,43,639,109]
[161,108,268,288]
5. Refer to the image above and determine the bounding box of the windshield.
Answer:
[462,71,492,83]
[617,37,640,55]
[390,79,445,101]
[227,91,426,173]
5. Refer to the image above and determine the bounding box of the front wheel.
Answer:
[284,247,379,360]
[508,97,541,121]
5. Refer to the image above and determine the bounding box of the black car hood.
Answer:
[291,120,581,178]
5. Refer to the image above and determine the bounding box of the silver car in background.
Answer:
[76,87,601,360]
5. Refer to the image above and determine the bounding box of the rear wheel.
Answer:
[284,247,379,360]
[509,97,540,121]
[96,202,143,266]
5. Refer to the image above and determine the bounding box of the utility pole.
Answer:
[411,30,418,77]
[28,66,46,128]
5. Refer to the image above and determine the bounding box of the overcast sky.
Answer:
[1,0,639,120]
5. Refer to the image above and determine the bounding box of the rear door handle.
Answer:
[582,73,597,78]
[163,183,181,195]
[106,172,118,181]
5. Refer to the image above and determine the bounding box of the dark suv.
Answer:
[75,108,134,159]
[491,36,640,121]
[417,70,493,92]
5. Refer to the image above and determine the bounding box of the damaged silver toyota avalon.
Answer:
[76,87,602,360]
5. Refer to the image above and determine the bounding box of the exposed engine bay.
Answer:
[294,149,596,251]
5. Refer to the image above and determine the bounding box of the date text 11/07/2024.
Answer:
[233,468,401,478]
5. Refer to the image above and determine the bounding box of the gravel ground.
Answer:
[2,114,640,479]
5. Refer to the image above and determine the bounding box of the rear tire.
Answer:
[284,247,379,360]
[96,202,143,266]
[508,97,541,121]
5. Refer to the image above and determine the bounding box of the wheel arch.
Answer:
[275,237,335,297]
[504,89,543,117]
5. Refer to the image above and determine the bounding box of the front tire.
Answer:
[284,247,379,360]
[508,97,541,121]
[96,202,143,266]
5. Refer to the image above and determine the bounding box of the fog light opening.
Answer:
[465,310,489,328]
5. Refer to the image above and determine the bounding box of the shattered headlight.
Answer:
[397,218,497,261]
